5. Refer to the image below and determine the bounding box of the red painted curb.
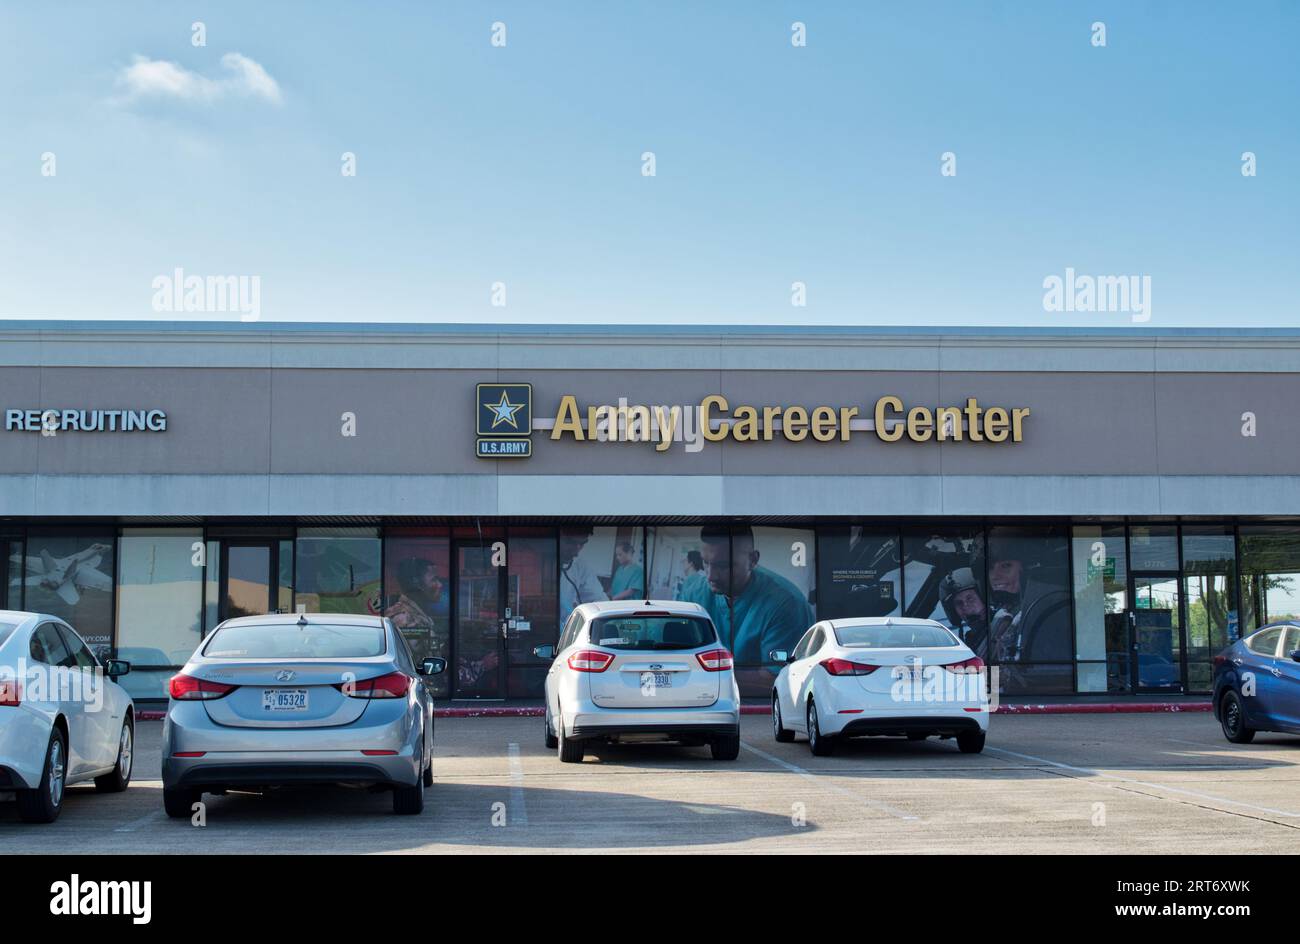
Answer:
[136,702,1212,721]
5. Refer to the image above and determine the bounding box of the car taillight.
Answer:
[567,650,614,672]
[820,657,880,676]
[169,673,237,700]
[338,671,411,699]
[0,678,20,707]
[696,648,734,672]
[942,656,985,673]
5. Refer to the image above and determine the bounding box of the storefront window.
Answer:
[3,538,22,610]
[1128,524,1179,571]
[986,526,1073,694]
[1240,526,1300,631]
[295,528,382,615]
[115,529,204,701]
[507,528,559,698]
[646,526,727,629]
[22,530,116,647]
[902,527,986,651]
[817,527,902,621]
[384,529,451,697]
[558,525,643,625]
[1183,526,1237,692]
[1071,525,1128,693]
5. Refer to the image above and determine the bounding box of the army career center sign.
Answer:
[476,384,1029,458]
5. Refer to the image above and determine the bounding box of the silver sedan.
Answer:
[162,613,444,817]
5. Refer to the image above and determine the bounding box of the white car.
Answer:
[771,617,989,756]
[535,600,741,762]
[0,611,135,822]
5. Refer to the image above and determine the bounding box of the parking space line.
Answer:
[114,810,166,833]
[986,745,1300,823]
[507,742,529,827]
[741,742,919,821]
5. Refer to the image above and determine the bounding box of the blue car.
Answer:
[1212,621,1300,743]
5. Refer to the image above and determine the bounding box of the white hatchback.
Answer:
[771,617,989,755]
[0,611,135,822]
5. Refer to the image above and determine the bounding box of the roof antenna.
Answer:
[297,613,309,629]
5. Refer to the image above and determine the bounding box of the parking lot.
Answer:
[3,712,1299,854]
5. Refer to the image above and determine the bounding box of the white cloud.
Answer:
[114,52,283,105]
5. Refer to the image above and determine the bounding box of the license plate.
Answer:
[262,688,309,712]
[639,672,672,689]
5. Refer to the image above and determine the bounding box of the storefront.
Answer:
[2,321,1299,703]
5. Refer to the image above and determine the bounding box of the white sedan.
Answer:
[771,617,989,755]
[0,611,135,822]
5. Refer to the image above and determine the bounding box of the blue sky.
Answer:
[0,1,1296,326]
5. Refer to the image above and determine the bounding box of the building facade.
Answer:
[3,321,1300,703]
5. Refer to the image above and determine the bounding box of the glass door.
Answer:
[219,541,280,621]
[1130,574,1184,692]
[453,542,507,699]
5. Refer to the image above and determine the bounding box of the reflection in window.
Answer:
[1240,526,1300,631]
[20,531,116,647]
[384,530,450,697]
[115,529,204,702]
[295,528,382,616]
[507,529,558,698]
[1183,526,1237,693]
[1071,525,1128,693]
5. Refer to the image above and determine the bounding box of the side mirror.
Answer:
[105,660,131,679]
[768,649,790,664]
[532,645,555,660]
[1290,649,1300,663]
[419,658,447,676]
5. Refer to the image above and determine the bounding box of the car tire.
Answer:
[711,731,741,760]
[422,755,434,788]
[807,700,835,757]
[1220,690,1256,744]
[772,694,794,743]
[957,730,986,754]
[163,787,201,819]
[392,778,425,814]
[557,717,585,764]
[95,718,134,793]
[544,708,559,750]
[16,728,67,824]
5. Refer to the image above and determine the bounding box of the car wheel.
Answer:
[711,730,741,760]
[16,728,67,823]
[772,694,794,743]
[544,707,559,750]
[392,779,425,814]
[95,718,134,793]
[807,700,835,757]
[422,753,434,788]
[163,787,201,819]
[957,730,986,754]
[1220,690,1256,744]
[557,716,585,764]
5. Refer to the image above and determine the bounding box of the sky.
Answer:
[0,1,1296,327]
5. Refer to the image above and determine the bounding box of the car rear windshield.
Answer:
[833,623,958,648]
[202,622,387,659]
[590,616,716,651]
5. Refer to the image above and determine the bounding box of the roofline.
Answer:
[2,320,1300,340]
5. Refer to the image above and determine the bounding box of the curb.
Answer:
[135,702,1213,721]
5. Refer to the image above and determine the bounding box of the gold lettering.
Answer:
[732,405,759,441]
[936,406,962,441]
[1012,407,1030,442]
[963,397,985,443]
[700,395,729,442]
[762,405,781,441]
[811,406,837,442]
[875,396,904,442]
[907,406,933,442]
[784,406,808,441]
[984,407,1009,443]
[551,396,584,441]
[653,405,679,452]
[837,406,858,441]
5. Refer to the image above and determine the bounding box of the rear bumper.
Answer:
[166,754,412,790]
[569,721,739,741]
[839,715,984,738]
